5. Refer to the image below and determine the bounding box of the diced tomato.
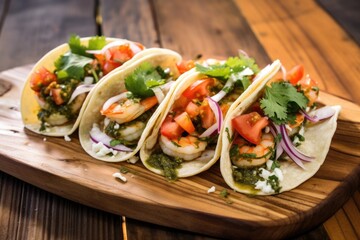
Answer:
[30,67,57,92]
[100,43,145,75]
[297,76,319,107]
[199,99,215,129]
[105,44,133,63]
[232,112,269,145]
[174,112,195,134]
[286,65,304,85]
[182,78,214,99]
[103,60,121,75]
[185,102,200,118]
[297,76,317,90]
[94,54,105,68]
[177,60,195,74]
[173,95,190,110]
[160,116,184,139]
[51,88,65,105]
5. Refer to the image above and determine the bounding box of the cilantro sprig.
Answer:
[125,62,167,98]
[68,35,107,58]
[54,35,107,80]
[195,55,259,82]
[55,52,93,80]
[260,82,308,124]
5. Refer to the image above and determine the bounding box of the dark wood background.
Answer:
[0,0,359,239]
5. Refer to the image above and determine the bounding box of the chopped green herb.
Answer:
[260,82,308,125]
[125,62,166,98]
[220,189,229,198]
[55,52,93,80]
[195,55,259,82]
[120,166,130,174]
[270,160,280,171]
[147,153,183,181]
[68,35,106,58]
[268,175,281,193]
[225,127,234,143]
[233,167,262,185]
[171,141,181,147]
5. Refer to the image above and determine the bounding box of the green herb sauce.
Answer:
[146,153,183,181]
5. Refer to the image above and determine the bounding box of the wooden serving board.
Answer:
[0,65,359,240]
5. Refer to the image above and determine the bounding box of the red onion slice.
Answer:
[269,126,283,160]
[90,124,133,152]
[151,87,165,104]
[151,81,175,104]
[238,49,249,58]
[102,92,129,111]
[199,123,217,138]
[207,97,223,133]
[211,67,254,102]
[68,84,95,104]
[211,90,227,102]
[279,124,314,162]
[301,106,335,123]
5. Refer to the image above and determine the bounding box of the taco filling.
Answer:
[29,35,144,132]
[227,65,337,194]
[145,55,261,180]
[89,61,179,157]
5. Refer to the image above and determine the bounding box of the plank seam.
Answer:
[148,0,162,47]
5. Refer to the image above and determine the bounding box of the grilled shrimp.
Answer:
[232,133,275,167]
[101,96,158,124]
[159,134,208,161]
[104,119,146,142]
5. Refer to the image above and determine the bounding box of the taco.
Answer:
[21,35,145,136]
[78,48,190,162]
[139,55,281,181]
[220,63,341,195]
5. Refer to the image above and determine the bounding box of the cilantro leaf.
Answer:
[226,56,259,73]
[195,54,259,83]
[68,35,90,57]
[88,36,107,50]
[54,52,93,80]
[125,62,166,98]
[195,64,230,79]
[68,35,107,58]
[260,82,308,124]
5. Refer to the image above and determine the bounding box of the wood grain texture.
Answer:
[152,0,270,67]
[100,0,159,48]
[0,0,97,72]
[0,172,123,240]
[0,0,359,239]
[0,64,359,239]
[317,0,360,44]
[235,0,360,105]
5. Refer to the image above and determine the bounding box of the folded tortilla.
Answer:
[79,48,185,162]
[220,61,341,195]
[21,37,144,137]
[139,60,283,178]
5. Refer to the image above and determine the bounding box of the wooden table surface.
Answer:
[0,0,359,239]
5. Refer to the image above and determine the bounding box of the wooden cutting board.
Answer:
[0,65,359,240]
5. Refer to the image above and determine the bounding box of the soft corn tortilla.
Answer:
[139,60,282,178]
[220,62,341,195]
[79,48,184,162]
[20,37,144,137]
